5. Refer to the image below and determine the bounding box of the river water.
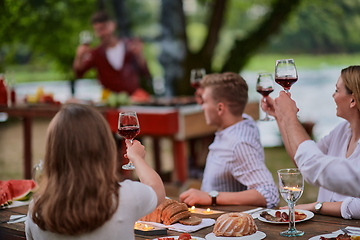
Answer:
[11,66,346,147]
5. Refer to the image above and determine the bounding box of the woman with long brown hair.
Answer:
[25,104,165,240]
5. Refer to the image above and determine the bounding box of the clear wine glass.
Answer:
[118,111,140,170]
[275,59,298,93]
[79,30,93,45]
[277,168,304,237]
[190,68,206,89]
[256,73,274,121]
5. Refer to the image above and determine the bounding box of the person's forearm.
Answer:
[276,118,297,163]
[132,156,165,205]
[216,189,267,207]
[317,202,342,217]
[282,114,311,160]
[73,55,84,71]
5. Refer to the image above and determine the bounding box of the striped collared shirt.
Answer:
[201,114,279,208]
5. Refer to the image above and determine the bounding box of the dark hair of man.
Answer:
[201,72,248,116]
[91,11,111,24]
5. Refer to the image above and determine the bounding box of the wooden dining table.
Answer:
[1,204,359,240]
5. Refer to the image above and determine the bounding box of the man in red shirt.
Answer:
[73,11,152,94]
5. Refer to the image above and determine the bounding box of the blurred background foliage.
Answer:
[0,0,360,94]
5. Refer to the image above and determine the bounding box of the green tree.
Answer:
[263,0,360,54]
[0,0,96,78]
[0,0,302,96]
[155,0,301,95]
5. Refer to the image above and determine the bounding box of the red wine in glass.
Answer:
[256,73,275,121]
[190,68,205,89]
[275,76,298,91]
[256,88,274,97]
[118,111,140,170]
[191,81,201,88]
[275,59,298,93]
[118,126,140,140]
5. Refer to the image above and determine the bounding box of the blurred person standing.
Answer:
[73,11,152,95]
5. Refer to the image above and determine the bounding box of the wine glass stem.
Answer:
[285,89,290,93]
[288,202,296,231]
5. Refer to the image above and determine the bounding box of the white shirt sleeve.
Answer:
[341,197,360,219]
[295,140,360,197]
[121,180,158,220]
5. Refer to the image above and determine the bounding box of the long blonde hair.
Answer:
[201,72,248,116]
[341,65,360,111]
[32,104,119,235]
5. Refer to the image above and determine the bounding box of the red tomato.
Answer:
[178,233,192,240]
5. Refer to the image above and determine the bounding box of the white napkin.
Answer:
[329,226,360,236]
[242,207,263,215]
[138,218,215,233]
[7,215,27,224]
[242,207,264,219]
[345,226,360,234]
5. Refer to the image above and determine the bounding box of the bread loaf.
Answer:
[139,199,194,225]
[213,212,257,237]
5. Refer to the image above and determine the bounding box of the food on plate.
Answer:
[212,212,257,237]
[179,216,202,226]
[157,233,198,240]
[25,87,60,105]
[178,233,192,240]
[106,91,131,107]
[140,199,193,225]
[130,88,150,103]
[319,233,360,240]
[260,210,306,222]
[0,179,37,207]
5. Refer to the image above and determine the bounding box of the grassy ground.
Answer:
[244,53,360,73]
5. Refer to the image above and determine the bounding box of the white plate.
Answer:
[254,209,314,224]
[205,231,266,240]
[153,236,205,240]
[308,232,356,240]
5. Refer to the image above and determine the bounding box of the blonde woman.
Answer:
[262,65,360,219]
[25,104,165,240]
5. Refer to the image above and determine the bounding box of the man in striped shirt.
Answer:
[180,72,279,208]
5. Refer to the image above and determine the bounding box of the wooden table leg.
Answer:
[173,140,187,184]
[23,116,32,179]
[153,137,161,174]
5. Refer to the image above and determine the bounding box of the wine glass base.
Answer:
[280,229,304,237]
[122,163,135,170]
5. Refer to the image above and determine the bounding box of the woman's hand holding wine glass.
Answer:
[277,168,304,237]
[118,111,140,170]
